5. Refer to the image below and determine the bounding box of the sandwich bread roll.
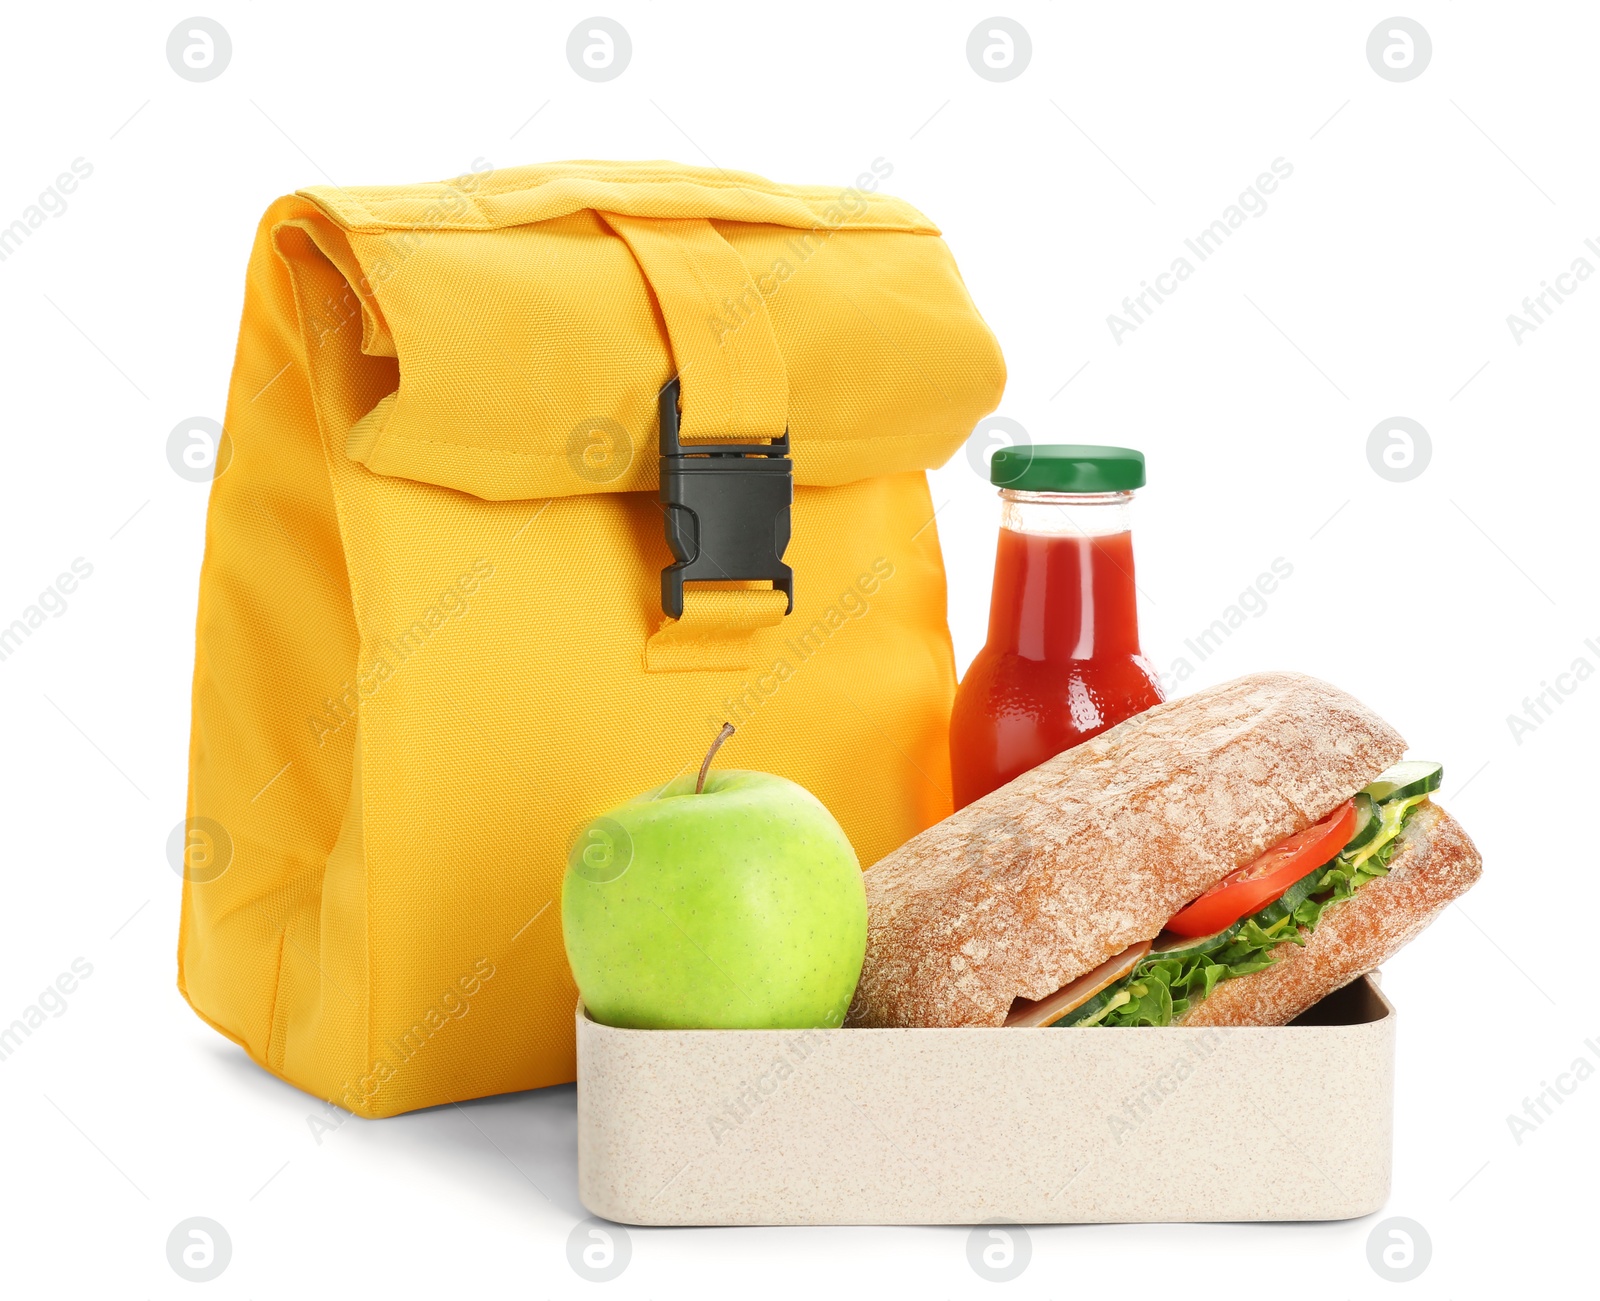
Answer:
[847,672,1480,1030]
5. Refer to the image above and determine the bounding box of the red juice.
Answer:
[950,526,1163,809]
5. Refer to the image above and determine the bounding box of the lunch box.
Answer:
[576,975,1393,1225]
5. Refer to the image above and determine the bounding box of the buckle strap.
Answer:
[600,212,796,672]
[597,213,788,444]
[644,587,790,673]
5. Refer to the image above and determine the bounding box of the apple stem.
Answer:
[696,722,736,794]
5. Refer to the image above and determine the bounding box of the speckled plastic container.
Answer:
[576,976,1394,1225]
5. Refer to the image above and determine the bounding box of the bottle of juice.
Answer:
[950,445,1164,810]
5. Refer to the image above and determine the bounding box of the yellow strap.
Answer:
[644,587,790,672]
[601,213,792,672]
[599,213,789,441]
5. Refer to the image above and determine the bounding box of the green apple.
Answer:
[561,728,866,1030]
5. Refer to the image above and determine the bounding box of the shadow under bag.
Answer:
[179,160,1005,1117]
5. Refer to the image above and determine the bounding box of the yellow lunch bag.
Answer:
[178,159,1005,1118]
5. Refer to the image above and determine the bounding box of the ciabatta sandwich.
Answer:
[846,672,1482,1029]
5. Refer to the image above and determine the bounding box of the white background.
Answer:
[1,2,1593,1296]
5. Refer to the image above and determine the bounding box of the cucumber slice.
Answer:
[1346,790,1428,871]
[1250,863,1331,928]
[1363,760,1443,804]
[1152,924,1241,963]
[1343,792,1380,851]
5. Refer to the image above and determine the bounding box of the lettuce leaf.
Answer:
[1081,801,1418,1028]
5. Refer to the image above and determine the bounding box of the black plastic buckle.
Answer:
[658,377,794,620]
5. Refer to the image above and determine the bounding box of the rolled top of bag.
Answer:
[268,159,1006,502]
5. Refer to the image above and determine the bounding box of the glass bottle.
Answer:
[950,445,1164,810]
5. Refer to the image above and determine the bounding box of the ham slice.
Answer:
[1004,941,1151,1028]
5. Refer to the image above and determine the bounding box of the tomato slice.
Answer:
[1164,800,1358,938]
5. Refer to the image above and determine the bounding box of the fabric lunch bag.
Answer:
[178,160,1005,1117]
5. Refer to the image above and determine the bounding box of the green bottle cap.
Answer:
[990,443,1146,493]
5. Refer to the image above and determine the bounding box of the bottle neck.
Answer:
[998,488,1134,537]
[987,490,1143,660]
